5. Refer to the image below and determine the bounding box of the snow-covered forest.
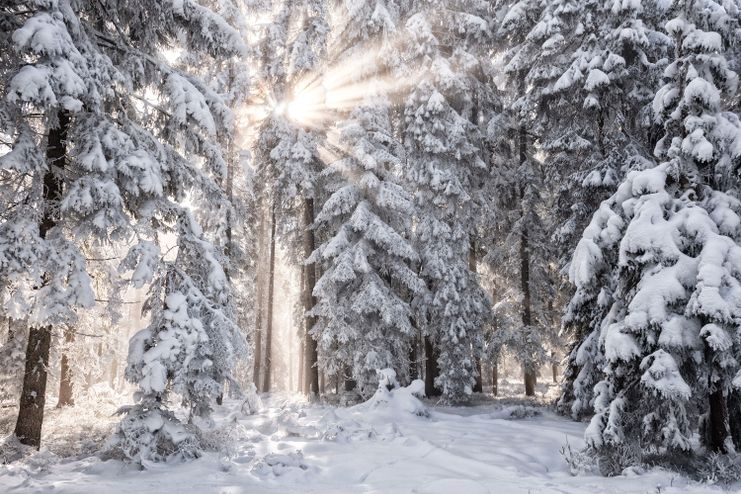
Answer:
[1,0,741,492]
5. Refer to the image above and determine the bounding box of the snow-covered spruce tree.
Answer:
[309,101,424,398]
[248,0,329,396]
[303,0,417,395]
[487,0,554,396]
[118,211,244,462]
[553,0,673,419]
[400,0,492,402]
[1,1,245,455]
[181,0,256,399]
[571,1,741,471]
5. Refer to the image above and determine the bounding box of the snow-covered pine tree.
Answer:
[553,0,673,419]
[118,211,244,462]
[2,0,244,455]
[488,0,554,396]
[570,0,741,471]
[400,0,492,402]
[309,101,423,398]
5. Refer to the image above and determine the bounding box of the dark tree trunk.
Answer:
[474,359,483,393]
[728,390,741,450]
[302,197,319,397]
[469,240,483,393]
[518,91,536,397]
[424,336,441,397]
[409,344,418,381]
[344,364,356,392]
[492,363,498,397]
[15,110,69,448]
[56,327,75,408]
[521,224,536,396]
[708,388,730,453]
[262,204,276,393]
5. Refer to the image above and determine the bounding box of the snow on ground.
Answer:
[0,385,735,493]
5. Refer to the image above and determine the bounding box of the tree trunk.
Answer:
[217,123,236,407]
[708,388,730,453]
[469,240,483,393]
[728,390,741,450]
[297,339,304,393]
[253,198,267,391]
[552,360,558,384]
[302,197,319,397]
[521,223,536,396]
[252,324,262,392]
[492,363,498,397]
[56,327,75,408]
[424,336,441,397]
[15,110,69,449]
[518,88,536,397]
[262,203,276,393]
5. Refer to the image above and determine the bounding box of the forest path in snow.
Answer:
[0,393,732,493]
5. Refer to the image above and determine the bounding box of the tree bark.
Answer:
[469,240,483,393]
[15,110,69,448]
[708,388,730,452]
[520,211,536,396]
[518,83,536,397]
[56,327,75,407]
[262,204,276,393]
[552,360,558,384]
[302,197,319,397]
[492,363,498,397]
[253,197,267,391]
[424,336,441,397]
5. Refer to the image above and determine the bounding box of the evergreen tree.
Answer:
[400,0,492,402]
[553,0,672,418]
[489,0,554,396]
[569,0,741,470]
[1,0,244,455]
[310,102,423,397]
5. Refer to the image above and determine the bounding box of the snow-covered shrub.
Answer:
[239,383,262,416]
[559,440,597,476]
[353,369,429,417]
[695,452,741,485]
[252,450,309,476]
[108,405,200,464]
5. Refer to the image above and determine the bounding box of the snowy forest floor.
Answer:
[0,382,737,493]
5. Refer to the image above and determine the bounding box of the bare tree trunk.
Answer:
[262,204,276,393]
[297,338,304,393]
[520,205,536,396]
[56,327,75,407]
[552,360,558,383]
[707,340,730,452]
[302,197,319,397]
[15,110,69,448]
[708,388,730,452]
[253,197,267,391]
[469,240,483,393]
[517,77,536,398]
[492,362,498,397]
[424,336,441,397]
